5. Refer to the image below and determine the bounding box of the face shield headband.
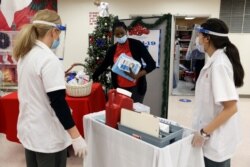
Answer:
[32,20,66,31]
[195,26,228,37]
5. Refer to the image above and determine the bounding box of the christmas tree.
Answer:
[83,15,117,92]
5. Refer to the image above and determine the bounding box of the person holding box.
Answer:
[93,21,156,103]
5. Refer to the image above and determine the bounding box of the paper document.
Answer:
[120,108,159,137]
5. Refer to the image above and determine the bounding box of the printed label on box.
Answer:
[112,54,141,81]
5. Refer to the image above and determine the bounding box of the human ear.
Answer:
[51,28,60,39]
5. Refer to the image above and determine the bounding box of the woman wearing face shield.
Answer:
[191,18,244,167]
[13,9,87,167]
[93,21,156,103]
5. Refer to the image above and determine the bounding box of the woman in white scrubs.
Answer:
[13,9,87,167]
[192,18,244,167]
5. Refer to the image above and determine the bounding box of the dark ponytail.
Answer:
[201,18,244,87]
[225,42,244,87]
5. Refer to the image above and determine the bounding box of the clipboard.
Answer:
[120,108,159,137]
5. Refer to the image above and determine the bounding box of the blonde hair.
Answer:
[13,9,61,61]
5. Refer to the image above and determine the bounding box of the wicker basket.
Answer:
[65,63,92,97]
[66,80,93,97]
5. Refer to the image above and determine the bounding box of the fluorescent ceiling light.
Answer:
[185,16,195,20]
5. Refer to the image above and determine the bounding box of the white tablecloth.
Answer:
[83,111,205,167]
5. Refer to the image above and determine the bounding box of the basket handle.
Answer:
[65,63,84,76]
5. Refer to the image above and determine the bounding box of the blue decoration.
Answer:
[96,39,106,47]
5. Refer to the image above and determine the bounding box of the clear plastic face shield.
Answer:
[53,24,66,61]
[185,25,229,61]
[195,26,228,37]
[32,20,67,61]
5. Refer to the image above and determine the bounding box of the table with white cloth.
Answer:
[83,111,205,167]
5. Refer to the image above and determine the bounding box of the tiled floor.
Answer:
[0,136,83,167]
[0,96,250,167]
[168,96,250,167]
[172,80,195,96]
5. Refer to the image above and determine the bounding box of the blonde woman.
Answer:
[13,9,87,167]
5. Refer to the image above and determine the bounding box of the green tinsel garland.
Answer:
[127,14,172,118]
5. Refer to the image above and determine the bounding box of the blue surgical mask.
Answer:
[117,35,127,44]
[51,38,60,49]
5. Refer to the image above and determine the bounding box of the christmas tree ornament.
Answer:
[97,2,109,17]
[96,39,105,47]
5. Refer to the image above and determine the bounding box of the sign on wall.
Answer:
[128,29,161,67]
[89,12,99,26]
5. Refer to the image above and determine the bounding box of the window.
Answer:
[220,0,250,33]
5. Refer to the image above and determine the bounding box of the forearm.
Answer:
[67,126,82,139]
[47,89,75,130]
[203,100,237,135]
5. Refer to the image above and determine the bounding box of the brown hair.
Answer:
[13,9,61,61]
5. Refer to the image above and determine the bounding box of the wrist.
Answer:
[200,128,210,139]
[72,136,82,141]
[67,126,81,139]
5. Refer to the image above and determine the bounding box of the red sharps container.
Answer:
[105,88,133,129]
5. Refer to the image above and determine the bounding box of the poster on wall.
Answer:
[127,24,161,67]
[0,0,58,89]
[89,12,99,26]
[0,0,58,30]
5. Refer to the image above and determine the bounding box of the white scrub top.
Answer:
[192,49,241,162]
[17,40,71,153]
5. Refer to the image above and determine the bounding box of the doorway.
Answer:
[172,16,208,96]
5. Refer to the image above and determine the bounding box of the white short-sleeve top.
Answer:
[17,40,71,153]
[192,49,241,162]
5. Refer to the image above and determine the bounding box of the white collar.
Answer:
[203,49,224,69]
[35,40,55,55]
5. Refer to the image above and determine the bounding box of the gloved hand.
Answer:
[191,132,206,147]
[72,136,87,158]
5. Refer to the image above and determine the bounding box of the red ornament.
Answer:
[89,36,94,44]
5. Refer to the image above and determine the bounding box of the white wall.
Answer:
[58,0,250,95]
[229,34,250,95]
